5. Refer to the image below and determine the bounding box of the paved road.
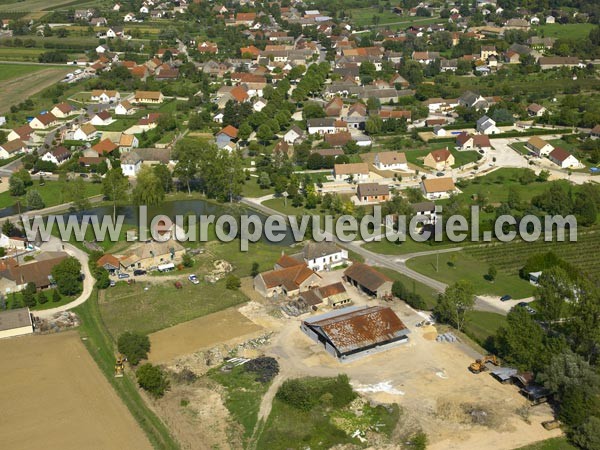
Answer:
[2,194,105,224]
[34,235,93,319]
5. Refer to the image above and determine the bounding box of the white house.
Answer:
[546,15,555,24]
[73,123,98,141]
[374,151,408,170]
[90,89,120,103]
[476,115,500,135]
[253,99,267,112]
[89,111,113,126]
[121,152,142,177]
[421,177,457,200]
[51,103,76,119]
[302,242,348,272]
[548,148,580,169]
[307,118,336,135]
[333,163,369,182]
[284,125,305,144]
[115,100,135,115]
[41,146,71,165]
[526,136,554,157]
[124,13,136,22]
[29,113,58,130]
[0,140,27,159]
[119,133,138,152]
[213,112,224,124]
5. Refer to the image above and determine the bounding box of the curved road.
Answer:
[240,196,527,315]
[34,236,93,319]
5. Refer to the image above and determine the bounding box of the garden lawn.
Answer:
[464,311,507,347]
[99,277,249,338]
[377,267,440,309]
[538,23,596,40]
[517,437,577,450]
[406,250,535,298]
[0,63,47,81]
[0,180,103,209]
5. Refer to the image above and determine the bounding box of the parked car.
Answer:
[118,273,130,279]
[109,280,116,287]
[80,173,88,178]
[188,274,200,285]
[133,269,147,276]
[500,295,512,302]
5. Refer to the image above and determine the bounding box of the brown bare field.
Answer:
[0,66,71,114]
[0,332,152,450]
[148,308,263,363]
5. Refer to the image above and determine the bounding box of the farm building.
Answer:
[274,242,348,273]
[301,305,410,361]
[299,282,351,310]
[343,263,393,298]
[254,264,320,298]
[0,308,34,339]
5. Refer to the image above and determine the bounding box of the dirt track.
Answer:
[0,332,152,450]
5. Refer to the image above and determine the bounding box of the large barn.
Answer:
[343,263,393,298]
[301,305,410,362]
[0,308,33,339]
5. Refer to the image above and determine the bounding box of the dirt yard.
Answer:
[0,67,71,115]
[0,332,152,450]
[256,299,563,450]
[148,307,264,363]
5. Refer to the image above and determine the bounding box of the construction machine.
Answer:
[114,354,126,378]
[469,355,499,374]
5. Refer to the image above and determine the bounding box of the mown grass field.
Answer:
[517,437,578,450]
[99,276,249,338]
[377,266,440,309]
[538,23,596,40]
[464,311,507,347]
[449,168,566,204]
[0,180,104,209]
[406,250,536,298]
[0,63,48,81]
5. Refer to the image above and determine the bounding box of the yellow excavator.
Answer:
[469,355,499,374]
[114,354,126,378]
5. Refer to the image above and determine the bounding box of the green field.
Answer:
[208,364,271,443]
[377,266,440,309]
[406,250,536,298]
[517,437,578,450]
[0,0,104,12]
[257,376,399,449]
[450,168,566,204]
[465,229,600,284]
[0,47,47,61]
[464,311,507,347]
[0,63,48,81]
[0,180,104,210]
[99,276,249,338]
[538,23,596,40]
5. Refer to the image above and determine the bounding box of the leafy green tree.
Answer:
[153,164,173,194]
[519,169,536,185]
[103,168,129,222]
[94,267,110,289]
[51,257,82,296]
[118,331,151,365]
[251,262,260,277]
[173,138,201,194]
[182,253,193,268]
[136,363,169,398]
[258,172,271,189]
[302,102,325,119]
[132,166,164,206]
[496,307,546,371]
[434,280,475,331]
[256,124,272,145]
[225,275,241,290]
[52,289,61,303]
[572,417,600,450]
[9,175,25,196]
[25,189,45,210]
[65,177,90,211]
[37,291,48,305]
[238,122,252,141]
[487,265,497,282]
